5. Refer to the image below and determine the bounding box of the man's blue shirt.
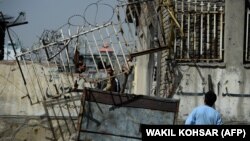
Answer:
[185,105,223,125]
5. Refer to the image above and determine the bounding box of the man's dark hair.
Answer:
[98,61,106,69]
[204,91,217,107]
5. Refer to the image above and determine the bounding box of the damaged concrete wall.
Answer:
[174,0,250,124]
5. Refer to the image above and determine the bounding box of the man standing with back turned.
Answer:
[185,91,223,125]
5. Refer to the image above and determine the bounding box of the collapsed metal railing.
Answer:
[7,0,226,140]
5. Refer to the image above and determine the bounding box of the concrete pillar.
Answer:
[224,0,245,67]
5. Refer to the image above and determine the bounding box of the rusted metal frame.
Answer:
[97,26,114,70]
[15,23,112,57]
[130,46,168,58]
[83,88,180,113]
[109,94,143,111]
[43,102,57,141]
[51,104,66,141]
[90,25,108,74]
[56,99,72,136]
[79,129,141,140]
